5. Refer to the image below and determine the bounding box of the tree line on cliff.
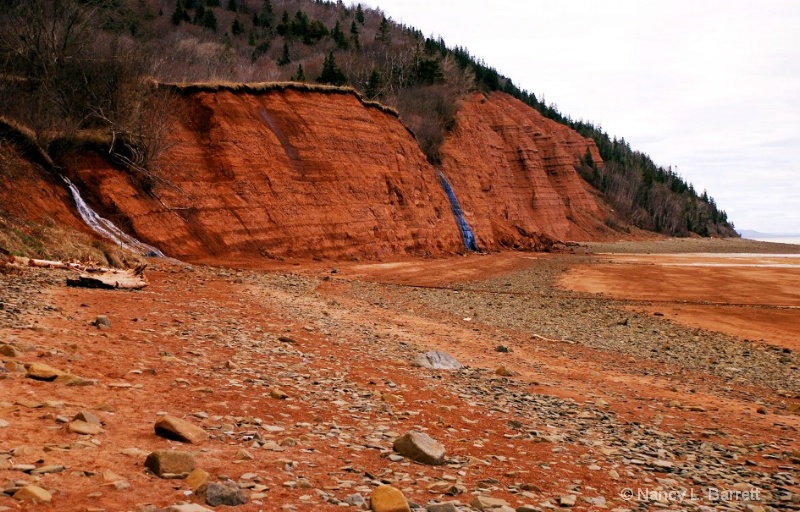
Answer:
[0,0,735,237]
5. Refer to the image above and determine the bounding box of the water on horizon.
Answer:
[748,236,800,245]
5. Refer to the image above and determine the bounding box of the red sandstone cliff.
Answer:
[5,88,621,262]
[439,92,613,249]
[67,88,465,261]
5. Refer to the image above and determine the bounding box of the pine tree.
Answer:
[277,41,291,66]
[317,52,347,86]
[231,18,244,35]
[259,0,274,30]
[227,0,237,11]
[291,64,306,82]
[171,0,186,25]
[376,16,390,44]
[356,3,364,24]
[202,9,217,31]
[193,4,205,24]
[365,69,382,99]
[332,21,348,50]
[350,20,360,49]
[206,0,220,7]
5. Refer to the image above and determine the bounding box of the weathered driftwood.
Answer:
[67,264,148,290]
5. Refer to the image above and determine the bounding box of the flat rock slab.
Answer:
[68,420,103,435]
[414,351,463,370]
[164,505,215,512]
[26,363,67,381]
[392,431,445,465]
[155,416,208,444]
[13,485,52,503]
[471,496,511,510]
[370,485,410,512]
[145,450,195,478]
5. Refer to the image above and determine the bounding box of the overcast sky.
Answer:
[360,0,800,233]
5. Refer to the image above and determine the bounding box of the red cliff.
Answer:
[439,92,612,249]
[68,88,465,262]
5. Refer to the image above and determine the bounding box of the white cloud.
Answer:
[358,0,800,232]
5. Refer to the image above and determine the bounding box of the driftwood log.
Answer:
[67,263,148,290]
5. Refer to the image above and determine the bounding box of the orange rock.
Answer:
[370,485,410,512]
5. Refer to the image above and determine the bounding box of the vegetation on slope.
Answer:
[0,0,735,237]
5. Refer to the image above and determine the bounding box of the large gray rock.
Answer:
[392,431,445,465]
[197,481,248,507]
[414,351,462,370]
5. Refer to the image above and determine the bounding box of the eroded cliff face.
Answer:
[439,92,612,249]
[68,89,465,261]
[52,88,620,262]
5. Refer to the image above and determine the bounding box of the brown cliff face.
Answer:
[68,89,465,262]
[439,92,613,249]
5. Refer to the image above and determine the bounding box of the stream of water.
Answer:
[63,176,164,257]
[437,170,479,252]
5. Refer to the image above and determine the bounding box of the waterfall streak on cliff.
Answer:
[63,176,164,257]
[437,171,479,251]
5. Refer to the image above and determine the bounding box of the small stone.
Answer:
[559,494,577,507]
[235,449,255,461]
[154,416,208,444]
[13,485,52,503]
[30,465,65,475]
[270,388,289,399]
[756,406,767,414]
[344,493,367,509]
[164,505,215,512]
[0,344,21,357]
[471,496,509,510]
[93,315,111,328]
[495,345,509,353]
[0,418,9,428]
[68,420,103,435]
[145,450,195,478]
[186,468,210,490]
[197,482,248,507]
[370,485,410,512]
[26,363,67,381]
[393,431,445,465]
[278,336,297,344]
[103,470,126,483]
[425,502,459,512]
[495,366,516,377]
[73,410,102,425]
[414,351,462,370]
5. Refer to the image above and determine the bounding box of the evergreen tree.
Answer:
[375,16,390,43]
[277,41,291,66]
[317,52,347,86]
[206,0,220,7]
[291,64,306,82]
[231,18,244,35]
[277,10,289,36]
[227,0,237,11]
[202,9,217,31]
[193,3,205,24]
[171,0,187,25]
[356,3,364,23]
[364,68,382,99]
[350,20,360,49]
[332,21,348,50]
[259,0,274,30]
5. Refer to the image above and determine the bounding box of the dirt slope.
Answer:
[440,92,613,248]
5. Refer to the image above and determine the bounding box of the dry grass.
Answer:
[156,80,401,118]
[0,117,53,169]
[0,213,142,267]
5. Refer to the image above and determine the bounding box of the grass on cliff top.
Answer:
[156,81,400,118]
